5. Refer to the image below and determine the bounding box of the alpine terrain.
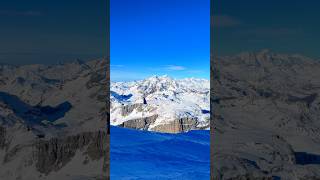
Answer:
[110,76,210,179]
[0,59,109,180]
[212,50,320,179]
[111,75,210,133]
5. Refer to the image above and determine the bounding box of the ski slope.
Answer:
[110,126,210,179]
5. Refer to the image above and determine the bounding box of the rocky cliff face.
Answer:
[211,50,320,179]
[0,125,109,180]
[0,126,6,149]
[151,117,199,133]
[119,114,158,130]
[34,131,107,174]
[118,113,201,133]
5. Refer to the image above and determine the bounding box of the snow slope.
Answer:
[110,126,210,179]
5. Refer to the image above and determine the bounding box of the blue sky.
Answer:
[3,0,317,78]
[111,0,210,81]
[213,0,320,57]
[0,0,106,65]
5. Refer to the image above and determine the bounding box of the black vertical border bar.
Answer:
[210,0,214,179]
[106,0,111,179]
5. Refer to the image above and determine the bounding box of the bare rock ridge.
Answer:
[35,130,107,174]
[211,50,320,179]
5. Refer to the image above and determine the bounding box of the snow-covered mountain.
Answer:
[0,60,108,135]
[111,75,210,133]
[0,59,108,180]
[212,50,320,179]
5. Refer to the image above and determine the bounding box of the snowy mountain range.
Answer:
[0,59,108,179]
[2,50,320,179]
[212,50,320,179]
[111,75,210,133]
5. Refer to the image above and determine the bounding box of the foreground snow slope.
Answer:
[111,75,210,133]
[110,126,210,180]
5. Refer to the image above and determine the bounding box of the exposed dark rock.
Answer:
[34,130,107,175]
[152,117,198,133]
[119,114,158,130]
[86,72,106,89]
[120,103,144,116]
[0,126,6,149]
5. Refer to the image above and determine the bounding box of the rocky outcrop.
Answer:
[86,72,106,89]
[34,131,107,174]
[120,103,144,116]
[152,117,198,133]
[0,128,108,179]
[119,114,158,130]
[0,126,6,149]
[118,115,199,133]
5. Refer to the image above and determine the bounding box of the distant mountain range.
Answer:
[111,75,210,133]
[212,50,320,179]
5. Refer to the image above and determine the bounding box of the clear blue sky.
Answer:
[0,0,106,65]
[111,0,210,81]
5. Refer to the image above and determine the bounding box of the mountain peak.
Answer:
[258,49,271,55]
[145,75,173,82]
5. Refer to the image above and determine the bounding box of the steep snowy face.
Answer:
[111,75,210,133]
